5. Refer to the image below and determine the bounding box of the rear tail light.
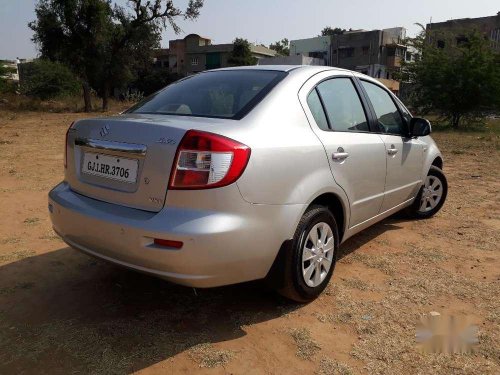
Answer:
[64,122,75,169]
[169,130,251,189]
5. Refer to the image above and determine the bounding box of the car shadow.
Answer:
[0,214,407,373]
[0,246,299,374]
[337,212,409,260]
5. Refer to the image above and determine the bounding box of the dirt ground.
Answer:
[0,109,498,375]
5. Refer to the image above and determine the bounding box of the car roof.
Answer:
[209,65,351,74]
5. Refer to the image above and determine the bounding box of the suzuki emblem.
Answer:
[100,124,110,137]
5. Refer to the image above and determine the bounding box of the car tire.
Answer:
[277,205,339,302]
[407,165,448,219]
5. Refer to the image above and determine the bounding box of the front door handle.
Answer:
[332,152,349,161]
[387,145,398,156]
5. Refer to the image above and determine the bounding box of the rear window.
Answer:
[127,70,287,120]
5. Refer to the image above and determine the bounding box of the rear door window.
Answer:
[315,78,370,132]
[127,70,287,120]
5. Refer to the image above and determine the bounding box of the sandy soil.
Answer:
[0,110,498,374]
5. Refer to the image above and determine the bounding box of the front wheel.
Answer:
[277,205,339,302]
[407,165,448,219]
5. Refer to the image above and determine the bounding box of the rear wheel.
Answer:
[407,166,447,219]
[277,205,339,302]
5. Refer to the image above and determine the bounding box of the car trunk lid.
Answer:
[65,114,206,212]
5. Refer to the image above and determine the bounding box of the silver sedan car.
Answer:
[49,66,447,301]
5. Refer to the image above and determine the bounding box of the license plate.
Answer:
[82,153,138,183]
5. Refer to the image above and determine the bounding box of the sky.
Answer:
[0,0,499,60]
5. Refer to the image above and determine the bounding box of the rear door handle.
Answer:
[332,152,349,161]
[387,145,398,156]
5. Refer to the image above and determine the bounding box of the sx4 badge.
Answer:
[157,137,176,145]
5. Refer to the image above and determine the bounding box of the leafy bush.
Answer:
[0,80,18,94]
[123,89,144,102]
[19,59,80,100]
[228,38,257,66]
[132,68,181,96]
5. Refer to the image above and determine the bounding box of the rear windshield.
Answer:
[127,70,287,120]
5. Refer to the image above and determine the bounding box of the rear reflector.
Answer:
[154,238,183,249]
[169,130,251,189]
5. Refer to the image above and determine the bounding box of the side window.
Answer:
[316,78,369,132]
[307,89,329,131]
[361,80,405,135]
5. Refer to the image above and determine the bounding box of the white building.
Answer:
[258,55,325,66]
[289,36,332,65]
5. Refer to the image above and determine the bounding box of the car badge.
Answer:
[100,124,110,137]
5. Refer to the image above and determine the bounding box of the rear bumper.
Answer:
[48,182,304,287]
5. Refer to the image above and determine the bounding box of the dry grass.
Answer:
[39,229,61,241]
[23,217,40,225]
[0,281,35,296]
[0,237,21,245]
[0,111,498,374]
[341,277,373,291]
[317,357,354,375]
[289,327,321,360]
[345,252,397,275]
[0,249,36,263]
[188,343,235,368]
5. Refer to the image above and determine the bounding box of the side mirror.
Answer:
[409,117,431,137]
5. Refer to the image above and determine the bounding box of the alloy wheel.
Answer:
[419,175,444,213]
[302,222,334,287]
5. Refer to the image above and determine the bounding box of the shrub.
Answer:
[132,68,181,96]
[19,59,80,100]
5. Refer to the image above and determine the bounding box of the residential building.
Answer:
[289,28,409,93]
[289,36,332,65]
[258,54,325,66]
[154,34,276,76]
[153,49,170,69]
[330,28,406,81]
[426,13,500,51]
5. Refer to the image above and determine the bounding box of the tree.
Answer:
[320,26,346,36]
[19,59,80,99]
[132,66,181,96]
[400,26,500,128]
[30,0,113,112]
[269,38,289,56]
[227,38,258,66]
[97,4,159,110]
[30,0,204,111]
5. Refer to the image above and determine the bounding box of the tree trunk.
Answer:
[451,114,461,129]
[82,82,92,112]
[102,81,111,112]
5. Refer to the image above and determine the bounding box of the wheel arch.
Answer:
[421,137,444,183]
[431,156,443,170]
[265,190,348,293]
[308,192,347,243]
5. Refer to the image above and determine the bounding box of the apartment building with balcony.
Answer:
[289,27,410,93]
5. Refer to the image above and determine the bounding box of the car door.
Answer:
[359,79,424,212]
[301,73,387,228]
